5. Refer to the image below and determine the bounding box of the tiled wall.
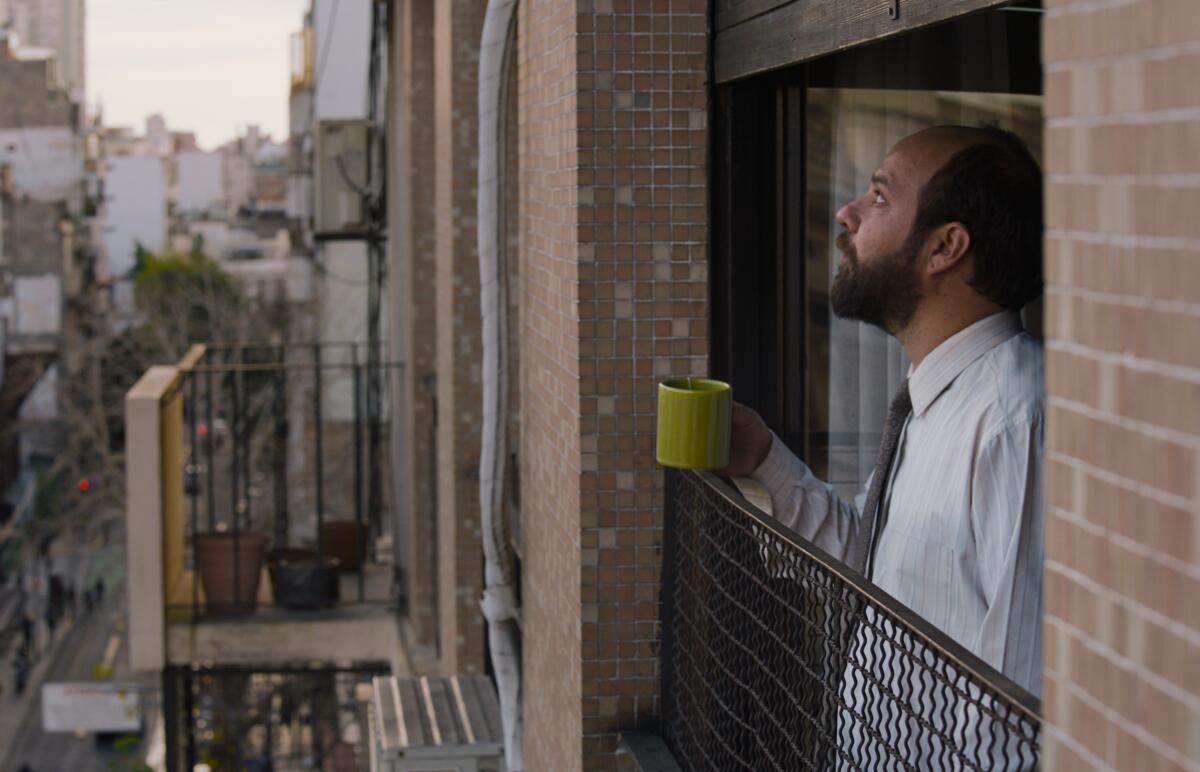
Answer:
[433,0,487,676]
[519,1,709,769]
[1041,0,1200,768]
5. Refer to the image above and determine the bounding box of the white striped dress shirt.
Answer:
[752,310,1045,697]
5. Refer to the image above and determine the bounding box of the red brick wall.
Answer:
[1042,0,1200,768]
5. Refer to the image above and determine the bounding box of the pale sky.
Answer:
[88,0,310,150]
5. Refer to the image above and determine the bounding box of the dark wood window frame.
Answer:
[713,0,1016,85]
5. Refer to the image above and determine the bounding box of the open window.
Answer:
[711,3,1043,494]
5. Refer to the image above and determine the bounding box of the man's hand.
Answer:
[720,402,773,478]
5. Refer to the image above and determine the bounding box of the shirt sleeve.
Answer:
[970,415,1045,697]
[750,432,868,567]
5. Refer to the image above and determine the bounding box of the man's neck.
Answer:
[893,303,1006,370]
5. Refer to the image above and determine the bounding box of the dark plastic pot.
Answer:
[194,531,269,615]
[268,548,340,610]
[318,521,368,573]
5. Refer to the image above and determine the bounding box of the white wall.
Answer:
[175,150,224,214]
[11,273,61,335]
[0,126,81,204]
[222,150,254,214]
[317,241,369,421]
[224,254,312,304]
[312,0,370,120]
[286,173,311,221]
[102,155,166,276]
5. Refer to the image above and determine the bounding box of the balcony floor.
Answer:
[164,563,408,672]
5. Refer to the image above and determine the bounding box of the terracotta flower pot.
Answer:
[318,520,368,573]
[194,531,269,615]
[268,548,340,610]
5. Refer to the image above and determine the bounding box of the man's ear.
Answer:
[925,222,971,276]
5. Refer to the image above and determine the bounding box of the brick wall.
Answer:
[519,2,709,769]
[1042,1,1200,769]
[391,0,440,656]
[433,0,487,677]
[518,0,584,767]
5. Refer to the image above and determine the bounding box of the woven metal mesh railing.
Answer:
[660,470,1040,771]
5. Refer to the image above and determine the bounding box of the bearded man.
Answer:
[723,124,1045,697]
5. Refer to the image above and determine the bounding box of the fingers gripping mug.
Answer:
[656,377,732,469]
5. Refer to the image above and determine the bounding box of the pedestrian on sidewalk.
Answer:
[19,613,32,654]
[14,652,28,695]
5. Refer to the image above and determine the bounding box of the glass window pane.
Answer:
[803,89,1043,497]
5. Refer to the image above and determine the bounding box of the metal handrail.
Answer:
[660,468,1041,771]
[175,341,403,618]
[693,470,1040,720]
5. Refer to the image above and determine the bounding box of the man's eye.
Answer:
[873,191,886,204]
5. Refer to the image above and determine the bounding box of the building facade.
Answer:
[0,0,85,105]
[378,1,1200,770]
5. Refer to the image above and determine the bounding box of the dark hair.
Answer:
[912,126,1043,310]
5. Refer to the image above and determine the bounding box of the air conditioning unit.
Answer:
[367,675,506,772]
[313,119,370,237]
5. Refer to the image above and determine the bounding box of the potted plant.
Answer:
[318,520,368,573]
[195,529,269,615]
[193,353,278,616]
[267,547,340,610]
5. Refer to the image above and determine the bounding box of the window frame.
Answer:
[713,0,1017,85]
[708,4,1043,456]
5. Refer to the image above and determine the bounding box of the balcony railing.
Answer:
[659,470,1040,771]
[125,340,403,666]
[173,342,402,619]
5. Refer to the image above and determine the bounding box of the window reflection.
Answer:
[803,89,1043,496]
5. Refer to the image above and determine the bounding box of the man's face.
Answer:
[830,133,949,332]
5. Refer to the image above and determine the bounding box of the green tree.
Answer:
[37,241,284,537]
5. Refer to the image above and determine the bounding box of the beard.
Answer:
[830,229,923,333]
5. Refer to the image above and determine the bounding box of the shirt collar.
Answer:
[908,310,1024,417]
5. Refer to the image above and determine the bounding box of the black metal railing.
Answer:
[175,342,402,618]
[660,470,1040,771]
[162,661,388,771]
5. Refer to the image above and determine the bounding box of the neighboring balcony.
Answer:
[632,470,1042,771]
[126,342,405,671]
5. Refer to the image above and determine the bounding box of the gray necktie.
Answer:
[854,379,912,579]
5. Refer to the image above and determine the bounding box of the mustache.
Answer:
[835,231,856,262]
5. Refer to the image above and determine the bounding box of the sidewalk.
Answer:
[0,601,81,763]
[0,540,122,766]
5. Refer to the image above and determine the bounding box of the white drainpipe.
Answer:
[476,1,521,770]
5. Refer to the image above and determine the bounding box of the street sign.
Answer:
[41,682,141,733]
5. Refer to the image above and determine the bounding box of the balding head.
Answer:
[889,125,1011,193]
[903,124,1044,310]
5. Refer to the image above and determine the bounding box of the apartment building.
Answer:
[382,1,1200,770]
[126,1,1199,769]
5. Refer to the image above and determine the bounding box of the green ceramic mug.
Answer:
[656,378,732,469]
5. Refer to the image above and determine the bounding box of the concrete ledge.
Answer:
[167,605,407,673]
[618,731,683,772]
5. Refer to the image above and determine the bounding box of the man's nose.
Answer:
[836,200,858,232]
